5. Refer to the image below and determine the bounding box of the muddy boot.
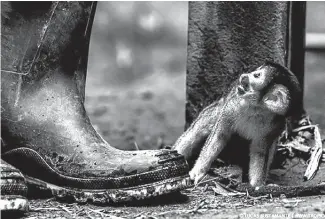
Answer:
[1,2,190,204]
[0,160,28,212]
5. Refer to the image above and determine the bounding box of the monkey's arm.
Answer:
[172,98,224,161]
[189,114,232,184]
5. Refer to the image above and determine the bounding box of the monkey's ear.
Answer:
[263,84,290,115]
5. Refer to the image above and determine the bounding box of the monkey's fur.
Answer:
[173,61,302,187]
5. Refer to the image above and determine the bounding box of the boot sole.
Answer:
[26,175,191,204]
[0,195,28,212]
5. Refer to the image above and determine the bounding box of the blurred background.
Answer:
[85,2,325,151]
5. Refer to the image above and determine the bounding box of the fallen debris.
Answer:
[278,114,325,180]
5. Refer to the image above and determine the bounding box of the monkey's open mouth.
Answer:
[237,85,246,95]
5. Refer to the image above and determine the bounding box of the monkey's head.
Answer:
[237,61,302,117]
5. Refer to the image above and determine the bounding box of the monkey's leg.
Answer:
[189,117,231,184]
[172,99,223,161]
[266,141,278,174]
[249,139,276,187]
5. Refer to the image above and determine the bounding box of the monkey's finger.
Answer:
[189,169,206,185]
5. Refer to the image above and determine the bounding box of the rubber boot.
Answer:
[0,160,28,212]
[1,2,190,204]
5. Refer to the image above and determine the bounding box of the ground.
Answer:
[12,188,325,219]
[6,2,325,218]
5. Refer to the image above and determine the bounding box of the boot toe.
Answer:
[3,147,190,191]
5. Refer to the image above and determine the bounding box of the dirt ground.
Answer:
[12,191,325,219]
[5,2,325,219]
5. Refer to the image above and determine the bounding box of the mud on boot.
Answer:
[0,160,28,212]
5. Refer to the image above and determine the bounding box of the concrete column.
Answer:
[186,2,306,126]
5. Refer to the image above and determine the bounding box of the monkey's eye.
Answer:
[253,72,261,78]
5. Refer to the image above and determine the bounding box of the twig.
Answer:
[154,209,194,217]
[134,141,140,150]
[304,125,323,180]
[86,211,96,219]
[191,174,208,190]
[292,125,317,132]
[88,208,125,219]
[211,181,244,196]
[133,212,147,218]
[29,207,61,212]
[59,206,72,215]
[245,190,270,200]
[88,209,105,218]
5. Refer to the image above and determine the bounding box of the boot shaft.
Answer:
[1,2,98,152]
[1,1,96,104]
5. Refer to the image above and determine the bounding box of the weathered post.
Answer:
[186,2,306,126]
[288,2,306,95]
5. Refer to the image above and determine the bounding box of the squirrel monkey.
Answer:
[173,61,302,187]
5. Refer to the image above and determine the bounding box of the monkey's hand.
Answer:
[189,165,207,185]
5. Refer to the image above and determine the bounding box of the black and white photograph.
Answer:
[1,1,325,218]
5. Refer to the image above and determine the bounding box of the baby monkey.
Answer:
[173,61,302,187]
